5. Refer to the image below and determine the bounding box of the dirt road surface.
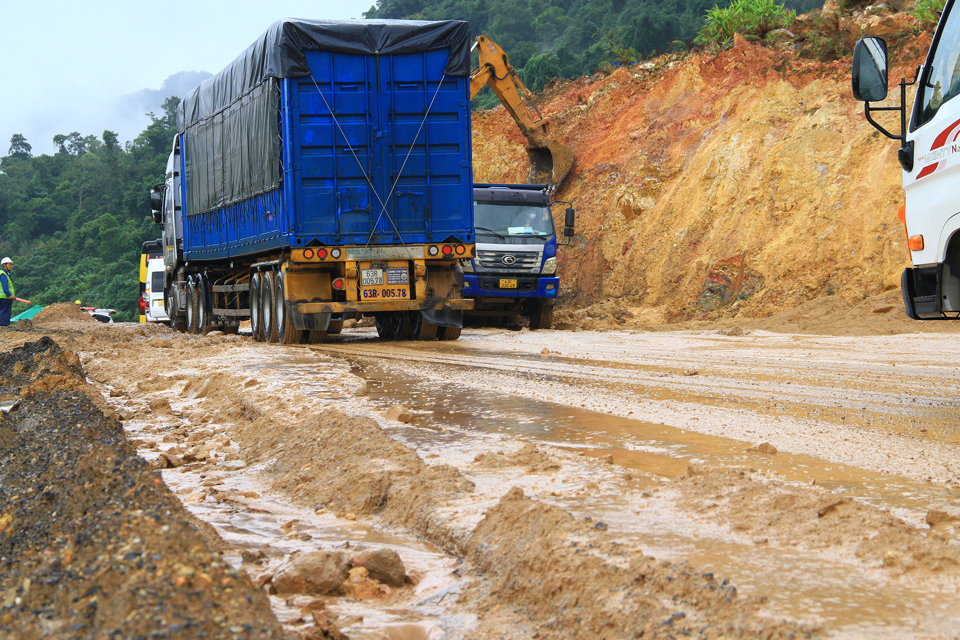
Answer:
[2,304,960,639]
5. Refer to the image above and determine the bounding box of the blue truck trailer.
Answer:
[150,18,475,343]
[462,183,574,329]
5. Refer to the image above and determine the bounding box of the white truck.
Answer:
[144,257,169,323]
[853,7,960,319]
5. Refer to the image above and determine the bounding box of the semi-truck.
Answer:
[462,183,574,329]
[852,5,960,320]
[151,18,475,343]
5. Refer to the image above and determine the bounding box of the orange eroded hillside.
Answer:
[472,7,936,325]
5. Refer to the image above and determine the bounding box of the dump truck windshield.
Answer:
[475,202,555,238]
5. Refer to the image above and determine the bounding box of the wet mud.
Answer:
[2,306,960,639]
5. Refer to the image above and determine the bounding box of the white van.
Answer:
[144,257,169,323]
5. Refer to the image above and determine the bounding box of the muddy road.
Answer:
[3,306,960,639]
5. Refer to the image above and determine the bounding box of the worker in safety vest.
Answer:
[0,257,14,326]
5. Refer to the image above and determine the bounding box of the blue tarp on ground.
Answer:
[11,306,43,322]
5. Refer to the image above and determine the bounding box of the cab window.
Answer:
[918,2,960,126]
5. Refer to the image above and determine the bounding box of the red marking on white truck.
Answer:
[916,117,960,179]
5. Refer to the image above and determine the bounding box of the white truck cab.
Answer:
[144,257,169,323]
[854,4,960,319]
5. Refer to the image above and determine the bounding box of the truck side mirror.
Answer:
[852,37,888,102]
[564,206,575,237]
[150,184,164,225]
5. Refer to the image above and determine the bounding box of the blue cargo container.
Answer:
[152,19,475,343]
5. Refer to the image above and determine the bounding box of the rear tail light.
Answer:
[428,245,439,256]
[304,249,315,259]
[455,245,465,256]
[139,295,146,314]
[441,245,453,256]
[332,278,345,290]
[317,248,328,259]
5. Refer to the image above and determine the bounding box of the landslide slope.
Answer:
[472,5,934,323]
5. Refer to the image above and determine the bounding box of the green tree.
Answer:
[8,134,31,159]
[524,51,563,92]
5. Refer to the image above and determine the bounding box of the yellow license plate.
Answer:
[360,285,409,300]
[499,279,518,289]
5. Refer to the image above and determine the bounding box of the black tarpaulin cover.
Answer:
[178,18,471,131]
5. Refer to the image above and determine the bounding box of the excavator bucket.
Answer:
[526,139,574,192]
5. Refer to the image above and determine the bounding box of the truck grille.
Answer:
[476,249,542,274]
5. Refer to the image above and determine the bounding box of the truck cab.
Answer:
[144,257,169,323]
[853,4,960,319]
[463,184,574,329]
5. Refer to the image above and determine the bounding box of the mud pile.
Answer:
[472,4,937,325]
[461,487,815,639]
[30,302,97,326]
[0,337,285,639]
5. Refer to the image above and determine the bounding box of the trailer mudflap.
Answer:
[422,307,463,328]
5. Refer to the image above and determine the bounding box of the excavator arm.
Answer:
[470,36,574,191]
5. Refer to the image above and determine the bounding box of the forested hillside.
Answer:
[364,0,822,103]
[0,100,177,322]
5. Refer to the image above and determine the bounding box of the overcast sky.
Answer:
[0,0,377,156]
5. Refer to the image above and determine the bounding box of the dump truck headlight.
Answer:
[542,257,557,275]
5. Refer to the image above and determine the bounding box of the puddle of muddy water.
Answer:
[329,356,960,639]
[347,359,958,523]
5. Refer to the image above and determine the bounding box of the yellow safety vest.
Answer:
[0,270,14,300]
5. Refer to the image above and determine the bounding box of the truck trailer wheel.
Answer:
[528,300,554,330]
[250,272,264,342]
[303,329,328,344]
[391,312,415,340]
[196,275,214,335]
[167,288,187,333]
[411,312,438,340]
[274,271,303,344]
[186,278,199,334]
[375,313,395,340]
[261,270,279,343]
[438,325,461,340]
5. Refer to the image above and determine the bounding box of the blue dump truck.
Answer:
[462,183,574,329]
[150,18,475,343]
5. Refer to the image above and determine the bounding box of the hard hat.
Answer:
[75,300,82,305]
[0,257,11,266]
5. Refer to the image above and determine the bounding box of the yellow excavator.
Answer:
[470,36,575,192]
